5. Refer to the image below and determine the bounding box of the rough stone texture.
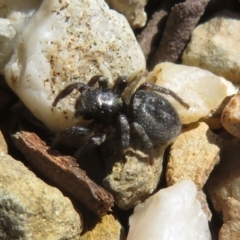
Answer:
[183,10,240,83]
[4,0,145,133]
[103,143,167,209]
[0,0,42,73]
[206,140,240,213]
[0,131,7,154]
[197,190,212,221]
[219,220,240,240]
[0,152,82,240]
[127,180,211,240]
[105,0,148,29]
[222,197,240,222]
[166,122,223,190]
[80,214,126,240]
[221,91,240,139]
[219,197,240,240]
[146,62,237,126]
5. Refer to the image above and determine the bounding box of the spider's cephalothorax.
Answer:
[52,75,189,160]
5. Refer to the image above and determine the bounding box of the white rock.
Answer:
[146,62,237,125]
[182,10,240,83]
[0,0,42,72]
[127,180,211,240]
[4,0,145,132]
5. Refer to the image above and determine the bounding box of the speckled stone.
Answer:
[221,91,240,139]
[4,0,145,132]
[183,10,240,83]
[0,152,82,239]
[166,122,223,190]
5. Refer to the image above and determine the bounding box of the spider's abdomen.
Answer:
[130,90,181,143]
[81,88,123,124]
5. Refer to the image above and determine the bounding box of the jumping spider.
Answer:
[52,75,189,160]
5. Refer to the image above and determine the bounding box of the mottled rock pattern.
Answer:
[146,62,237,126]
[103,144,167,209]
[4,0,145,132]
[206,140,240,212]
[166,122,223,190]
[219,220,240,240]
[183,10,240,83]
[197,190,212,221]
[106,0,148,29]
[219,197,240,240]
[221,91,240,139]
[0,131,7,154]
[0,152,82,240]
[80,214,126,240]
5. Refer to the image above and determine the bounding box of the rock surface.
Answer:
[219,197,240,240]
[146,62,237,126]
[166,122,223,190]
[4,0,145,132]
[221,91,240,139]
[105,0,148,29]
[0,131,7,154]
[80,214,126,240]
[206,140,240,212]
[182,10,240,83]
[0,152,82,239]
[127,180,211,240]
[103,143,166,209]
[0,0,42,72]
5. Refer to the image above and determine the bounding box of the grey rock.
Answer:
[102,143,167,209]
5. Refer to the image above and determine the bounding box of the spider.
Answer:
[52,75,189,160]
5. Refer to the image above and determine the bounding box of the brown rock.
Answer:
[219,220,240,240]
[221,91,240,139]
[166,122,223,190]
[222,197,240,222]
[206,140,240,212]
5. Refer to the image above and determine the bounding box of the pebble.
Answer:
[127,180,211,240]
[102,143,167,209]
[80,214,126,240]
[219,197,240,240]
[182,10,240,83]
[146,62,237,127]
[166,122,223,190]
[0,152,82,239]
[105,0,147,29]
[4,0,145,132]
[206,140,240,213]
[221,91,240,139]
[0,0,41,72]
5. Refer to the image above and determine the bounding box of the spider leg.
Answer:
[52,126,93,148]
[52,82,89,107]
[132,122,154,161]
[112,76,128,94]
[117,114,130,150]
[87,75,109,88]
[74,133,106,159]
[138,82,189,109]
